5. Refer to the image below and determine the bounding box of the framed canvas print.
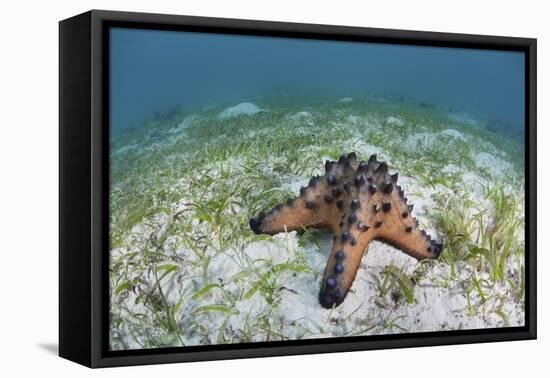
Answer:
[59,10,537,368]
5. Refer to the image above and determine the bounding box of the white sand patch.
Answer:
[441,128,466,141]
[386,116,404,126]
[404,132,436,150]
[345,114,379,132]
[475,152,513,178]
[290,111,312,119]
[442,164,488,196]
[112,143,138,156]
[217,102,265,119]
[461,171,487,196]
[341,139,383,161]
[207,250,244,279]
[280,178,309,195]
[288,111,314,126]
[144,142,164,152]
[242,233,300,264]
[442,164,461,175]
[338,97,353,103]
[346,115,361,124]
[399,175,437,212]
[404,129,466,151]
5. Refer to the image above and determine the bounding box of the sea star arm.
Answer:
[249,192,338,235]
[249,153,359,235]
[319,217,373,308]
[368,163,442,260]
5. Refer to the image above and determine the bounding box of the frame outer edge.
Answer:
[91,9,106,368]
[528,38,537,339]
[88,8,535,47]
[59,11,93,367]
[79,9,537,368]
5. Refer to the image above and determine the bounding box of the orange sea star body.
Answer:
[249,153,443,308]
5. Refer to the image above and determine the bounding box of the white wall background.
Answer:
[0,0,546,376]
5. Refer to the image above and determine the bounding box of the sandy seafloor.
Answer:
[108,96,525,350]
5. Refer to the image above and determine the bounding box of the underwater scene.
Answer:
[108,28,525,350]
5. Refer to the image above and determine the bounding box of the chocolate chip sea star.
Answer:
[249,153,443,308]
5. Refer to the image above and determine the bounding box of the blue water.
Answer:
[109,27,525,135]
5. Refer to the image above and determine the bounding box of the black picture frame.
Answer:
[59,9,537,368]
